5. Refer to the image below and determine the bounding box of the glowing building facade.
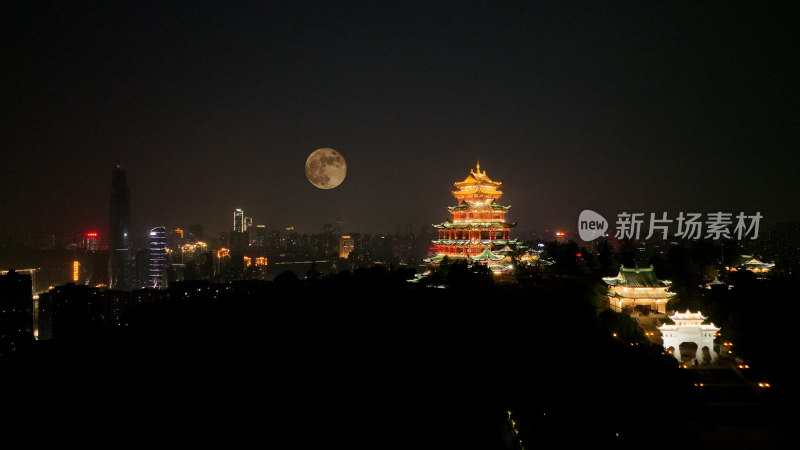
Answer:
[181,241,208,264]
[82,232,99,251]
[234,209,245,233]
[148,227,167,289]
[339,235,355,259]
[602,265,676,314]
[658,310,720,363]
[425,162,524,272]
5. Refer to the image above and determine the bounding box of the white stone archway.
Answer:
[658,310,720,364]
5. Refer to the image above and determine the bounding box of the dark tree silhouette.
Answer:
[617,240,637,268]
[544,240,579,275]
[597,239,614,275]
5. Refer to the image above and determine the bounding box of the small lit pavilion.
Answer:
[699,276,726,290]
[726,254,774,278]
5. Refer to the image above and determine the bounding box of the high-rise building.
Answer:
[109,165,133,290]
[0,270,34,356]
[229,231,247,251]
[254,225,267,247]
[339,235,355,259]
[1,268,37,297]
[82,231,100,251]
[244,217,254,246]
[149,227,167,289]
[187,224,204,241]
[234,209,245,233]
[167,228,184,249]
[335,219,344,236]
[268,230,281,250]
[39,283,107,340]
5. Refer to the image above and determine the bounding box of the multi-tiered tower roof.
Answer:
[426,162,524,272]
[602,265,676,313]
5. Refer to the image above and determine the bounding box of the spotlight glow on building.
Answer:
[339,235,355,259]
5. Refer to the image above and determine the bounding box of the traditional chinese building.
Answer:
[658,310,720,364]
[424,162,528,273]
[700,276,727,290]
[726,254,774,278]
[602,265,676,314]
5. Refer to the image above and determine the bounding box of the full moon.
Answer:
[305,148,347,189]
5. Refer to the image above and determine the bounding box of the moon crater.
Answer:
[306,148,346,189]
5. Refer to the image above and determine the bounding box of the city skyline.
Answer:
[2,2,798,238]
[4,4,798,440]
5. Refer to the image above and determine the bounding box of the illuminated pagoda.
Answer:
[425,162,528,273]
[602,265,676,314]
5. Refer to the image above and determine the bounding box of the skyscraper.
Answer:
[0,270,34,356]
[109,165,133,290]
[187,224,204,241]
[82,231,100,251]
[149,227,167,289]
[254,224,267,247]
[233,209,244,233]
[339,235,354,259]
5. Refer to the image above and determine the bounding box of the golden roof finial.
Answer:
[476,160,480,172]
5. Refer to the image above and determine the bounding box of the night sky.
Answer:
[3,1,798,241]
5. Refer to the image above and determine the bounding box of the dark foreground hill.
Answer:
[1,274,789,448]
